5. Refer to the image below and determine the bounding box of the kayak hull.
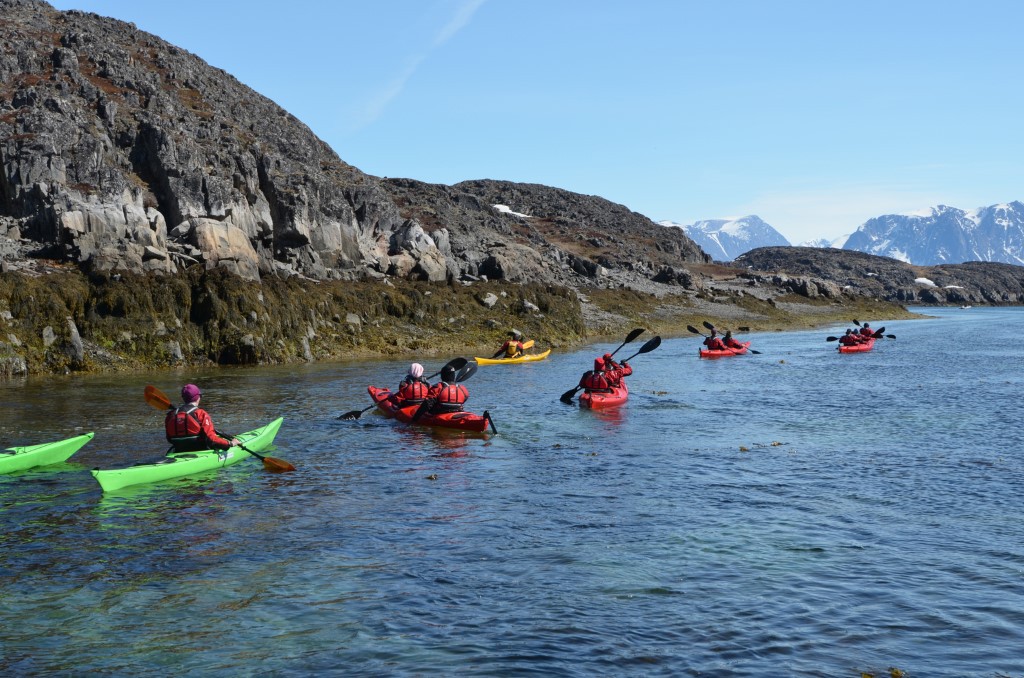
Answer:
[579,382,628,409]
[90,418,284,492]
[699,341,750,358]
[1,432,94,474]
[838,338,875,353]
[474,349,551,365]
[369,386,491,432]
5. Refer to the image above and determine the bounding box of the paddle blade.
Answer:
[262,456,296,473]
[560,386,579,404]
[624,327,645,343]
[853,319,861,326]
[427,357,469,380]
[638,335,662,354]
[702,320,715,330]
[456,362,478,382]
[826,336,839,342]
[886,334,896,339]
[144,385,172,410]
[687,325,703,335]
[748,349,762,354]
[338,409,365,420]
[521,339,535,350]
[484,411,498,434]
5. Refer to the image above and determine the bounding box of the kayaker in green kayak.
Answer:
[165,384,239,453]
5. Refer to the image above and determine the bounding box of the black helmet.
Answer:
[441,366,456,382]
[845,329,852,334]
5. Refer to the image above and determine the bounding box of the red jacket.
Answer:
[395,376,430,404]
[427,381,468,409]
[704,337,726,351]
[580,371,610,391]
[165,404,232,451]
[724,337,744,349]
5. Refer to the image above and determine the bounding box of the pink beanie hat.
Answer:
[181,384,202,402]
[409,363,424,378]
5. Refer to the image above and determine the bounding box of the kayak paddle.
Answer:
[338,357,469,420]
[620,335,662,362]
[144,385,295,472]
[559,328,645,405]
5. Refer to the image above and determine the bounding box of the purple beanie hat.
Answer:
[182,384,202,402]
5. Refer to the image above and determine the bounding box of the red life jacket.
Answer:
[397,377,430,403]
[704,337,726,351]
[430,382,468,413]
[165,404,205,451]
[581,370,612,392]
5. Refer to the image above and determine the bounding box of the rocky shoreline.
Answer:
[0,265,920,379]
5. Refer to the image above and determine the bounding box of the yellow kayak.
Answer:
[474,349,551,365]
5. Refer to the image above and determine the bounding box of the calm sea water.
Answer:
[2,307,1023,676]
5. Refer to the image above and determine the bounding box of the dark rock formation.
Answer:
[736,247,1024,305]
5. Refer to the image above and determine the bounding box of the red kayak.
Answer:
[838,338,875,353]
[699,341,750,358]
[579,382,628,409]
[368,386,492,432]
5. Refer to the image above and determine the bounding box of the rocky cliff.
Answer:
[0,0,709,292]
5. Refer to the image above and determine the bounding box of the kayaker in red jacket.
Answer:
[601,353,632,387]
[703,330,727,351]
[838,329,861,346]
[492,330,525,359]
[579,358,614,392]
[859,323,874,338]
[164,384,239,453]
[393,362,430,405]
[723,330,745,350]
[426,365,469,413]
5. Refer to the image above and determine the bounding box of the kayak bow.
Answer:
[579,382,629,409]
[1,432,94,474]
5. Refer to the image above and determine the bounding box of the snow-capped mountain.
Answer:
[660,215,790,261]
[843,201,1024,265]
[797,234,850,249]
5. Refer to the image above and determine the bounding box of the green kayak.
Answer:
[91,417,284,492]
[0,431,95,474]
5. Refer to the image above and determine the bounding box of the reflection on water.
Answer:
[3,308,1024,676]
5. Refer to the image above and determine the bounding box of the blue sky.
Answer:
[49,1,1024,244]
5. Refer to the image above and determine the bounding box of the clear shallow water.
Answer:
[2,307,1023,676]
